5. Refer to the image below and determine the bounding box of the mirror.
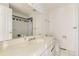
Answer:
[12,15,33,39]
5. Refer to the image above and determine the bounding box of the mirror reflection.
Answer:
[12,15,33,39]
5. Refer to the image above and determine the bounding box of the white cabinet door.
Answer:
[6,7,12,40]
[59,5,78,55]
[0,5,12,41]
[50,5,78,55]
[0,8,3,41]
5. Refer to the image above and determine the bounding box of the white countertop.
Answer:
[0,36,55,56]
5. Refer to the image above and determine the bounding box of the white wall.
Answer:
[31,11,49,36]
[28,3,49,36]
[49,4,78,55]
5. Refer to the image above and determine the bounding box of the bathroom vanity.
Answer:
[0,4,56,56]
[0,36,56,56]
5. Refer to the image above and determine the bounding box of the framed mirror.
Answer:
[12,15,33,39]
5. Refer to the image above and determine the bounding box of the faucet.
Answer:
[28,37,36,41]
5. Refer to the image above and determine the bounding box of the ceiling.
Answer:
[43,3,68,8]
[9,3,70,16]
[43,3,70,11]
[9,3,35,16]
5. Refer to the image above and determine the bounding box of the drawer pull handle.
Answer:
[59,48,67,50]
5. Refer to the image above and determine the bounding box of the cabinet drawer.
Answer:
[41,51,47,56]
[47,46,52,56]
